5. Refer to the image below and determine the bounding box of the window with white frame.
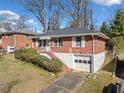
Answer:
[76,37,82,47]
[72,36,85,47]
[54,38,62,47]
[39,40,46,47]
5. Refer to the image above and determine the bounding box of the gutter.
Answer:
[34,32,109,40]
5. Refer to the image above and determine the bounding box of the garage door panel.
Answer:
[74,56,91,72]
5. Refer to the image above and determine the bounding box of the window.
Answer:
[39,40,46,47]
[88,61,91,64]
[76,37,82,47]
[72,36,85,47]
[83,60,87,64]
[75,60,78,63]
[79,60,83,63]
[54,38,63,47]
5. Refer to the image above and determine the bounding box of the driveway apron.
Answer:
[39,72,89,93]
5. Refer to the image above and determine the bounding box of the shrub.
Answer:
[42,59,64,72]
[34,55,50,66]
[14,48,49,64]
[14,49,24,59]
[14,48,63,72]
[0,80,12,93]
[23,48,37,54]
[14,48,37,60]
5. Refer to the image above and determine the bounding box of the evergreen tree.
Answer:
[111,9,124,36]
[100,21,109,36]
[111,9,124,52]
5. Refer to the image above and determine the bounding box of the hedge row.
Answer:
[14,48,63,72]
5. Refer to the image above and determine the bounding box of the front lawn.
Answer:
[75,71,113,93]
[0,55,56,93]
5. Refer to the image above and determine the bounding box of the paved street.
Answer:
[39,72,89,93]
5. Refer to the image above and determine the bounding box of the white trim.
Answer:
[72,37,76,47]
[39,36,50,40]
[38,33,109,39]
[81,36,85,47]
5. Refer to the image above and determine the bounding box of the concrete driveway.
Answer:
[39,72,89,93]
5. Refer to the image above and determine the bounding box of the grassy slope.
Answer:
[76,71,113,93]
[112,36,124,52]
[0,55,56,93]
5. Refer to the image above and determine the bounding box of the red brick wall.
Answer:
[51,36,106,54]
[1,34,34,49]
[94,36,105,54]
[15,34,33,49]
[2,35,14,48]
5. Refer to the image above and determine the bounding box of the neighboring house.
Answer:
[0,28,36,49]
[33,28,109,73]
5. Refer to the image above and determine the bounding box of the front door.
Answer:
[39,40,51,52]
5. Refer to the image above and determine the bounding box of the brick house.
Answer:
[0,27,109,73]
[0,28,36,49]
[33,28,109,73]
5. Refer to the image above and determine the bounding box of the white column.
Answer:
[35,39,39,48]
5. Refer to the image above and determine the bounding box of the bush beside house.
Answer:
[14,48,64,72]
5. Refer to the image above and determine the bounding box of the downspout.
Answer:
[91,33,95,73]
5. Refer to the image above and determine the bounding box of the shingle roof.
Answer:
[35,28,109,39]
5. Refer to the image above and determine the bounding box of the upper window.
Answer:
[72,36,85,47]
[76,37,82,47]
[54,38,63,47]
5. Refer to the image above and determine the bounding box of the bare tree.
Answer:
[16,16,28,30]
[0,13,29,31]
[60,0,90,29]
[16,0,62,32]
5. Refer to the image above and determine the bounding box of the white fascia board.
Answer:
[50,33,109,39]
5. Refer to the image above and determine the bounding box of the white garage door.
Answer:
[74,55,91,72]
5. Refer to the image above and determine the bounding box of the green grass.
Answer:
[75,71,113,93]
[0,54,56,93]
[112,36,124,52]
[11,79,23,86]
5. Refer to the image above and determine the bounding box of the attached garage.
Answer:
[73,55,91,72]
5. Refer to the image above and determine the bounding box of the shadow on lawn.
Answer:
[116,60,124,79]
[102,83,117,93]
[102,59,115,72]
